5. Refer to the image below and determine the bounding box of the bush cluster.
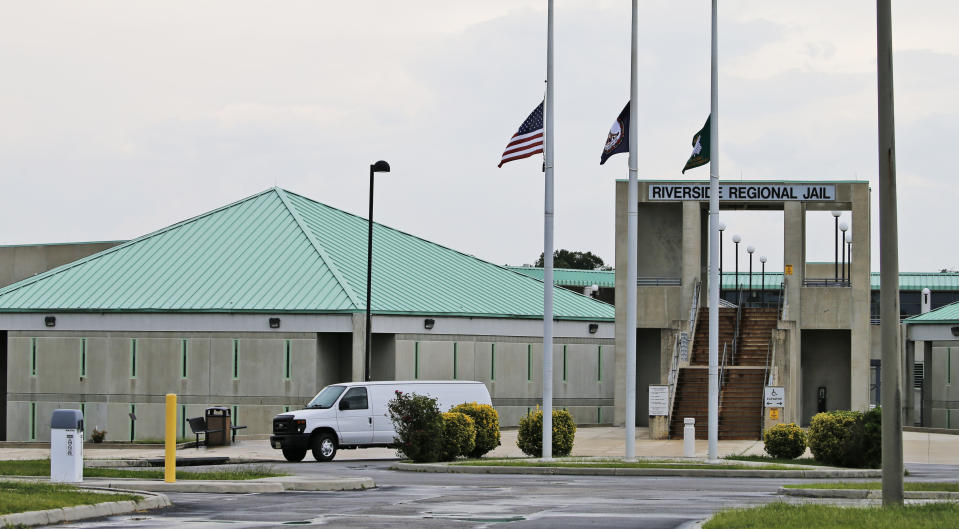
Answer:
[517,408,576,457]
[807,408,881,468]
[387,391,443,462]
[388,394,503,462]
[450,402,501,457]
[440,412,476,461]
[762,423,807,459]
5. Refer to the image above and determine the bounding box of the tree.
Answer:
[534,250,609,270]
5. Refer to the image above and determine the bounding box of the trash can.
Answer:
[51,409,84,482]
[205,407,231,446]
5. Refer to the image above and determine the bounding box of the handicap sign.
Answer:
[764,386,785,408]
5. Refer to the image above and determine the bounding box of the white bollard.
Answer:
[683,417,696,458]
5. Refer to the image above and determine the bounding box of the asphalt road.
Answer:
[47,460,959,529]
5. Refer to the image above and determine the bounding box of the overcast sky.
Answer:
[1,1,956,273]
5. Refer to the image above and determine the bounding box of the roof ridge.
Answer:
[274,188,361,310]
[0,188,279,298]
[279,188,614,310]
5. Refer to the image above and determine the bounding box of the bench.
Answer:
[230,424,247,443]
[187,417,224,449]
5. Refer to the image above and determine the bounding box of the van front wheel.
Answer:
[282,447,307,462]
[312,433,337,462]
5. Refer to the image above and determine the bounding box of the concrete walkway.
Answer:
[2,427,957,464]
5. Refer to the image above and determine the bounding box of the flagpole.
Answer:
[707,0,720,462]
[542,0,555,461]
[625,0,639,462]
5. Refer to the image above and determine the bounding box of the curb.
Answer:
[0,487,170,527]
[263,477,375,491]
[1,475,374,494]
[779,487,959,500]
[391,462,881,479]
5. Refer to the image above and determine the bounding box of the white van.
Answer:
[270,380,492,462]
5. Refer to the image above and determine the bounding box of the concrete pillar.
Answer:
[849,183,872,412]
[351,313,366,382]
[782,201,804,423]
[681,202,702,306]
[903,339,915,425]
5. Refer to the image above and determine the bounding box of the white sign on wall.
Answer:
[648,184,836,202]
[764,386,785,408]
[649,385,669,416]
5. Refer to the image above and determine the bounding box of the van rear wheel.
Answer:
[281,447,307,462]
[312,432,337,462]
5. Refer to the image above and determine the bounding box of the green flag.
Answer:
[682,115,710,174]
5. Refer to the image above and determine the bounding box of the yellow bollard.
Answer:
[165,393,176,483]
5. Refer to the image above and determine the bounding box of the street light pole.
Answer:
[846,233,852,283]
[759,256,767,306]
[732,235,741,294]
[365,160,391,382]
[832,211,841,281]
[839,222,848,285]
[747,246,755,300]
[718,222,726,300]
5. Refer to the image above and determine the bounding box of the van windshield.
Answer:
[307,386,346,409]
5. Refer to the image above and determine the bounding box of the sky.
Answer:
[1,1,957,273]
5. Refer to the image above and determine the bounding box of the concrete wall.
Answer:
[394,334,615,428]
[800,330,852,424]
[4,331,337,441]
[0,242,123,288]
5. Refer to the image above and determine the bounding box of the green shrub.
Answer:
[861,406,882,468]
[762,423,807,459]
[440,412,476,461]
[450,402,501,458]
[517,408,576,457]
[807,410,865,467]
[387,390,443,462]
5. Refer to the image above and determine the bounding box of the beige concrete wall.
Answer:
[4,331,325,441]
[394,335,614,427]
[0,242,123,289]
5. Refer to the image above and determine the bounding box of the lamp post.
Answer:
[746,245,755,300]
[759,256,767,306]
[845,231,852,285]
[832,211,841,281]
[718,222,726,300]
[732,234,742,294]
[365,160,391,381]
[839,222,849,286]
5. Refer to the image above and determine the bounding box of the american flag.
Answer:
[498,101,544,167]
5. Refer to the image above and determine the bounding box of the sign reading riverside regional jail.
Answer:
[764,386,785,408]
[648,184,835,202]
[649,385,669,416]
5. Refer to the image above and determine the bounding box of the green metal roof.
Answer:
[508,268,959,292]
[507,267,616,288]
[0,188,614,321]
[905,301,959,324]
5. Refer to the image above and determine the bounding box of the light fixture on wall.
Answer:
[44,316,56,327]
[424,318,435,330]
[588,323,599,334]
[951,326,959,337]
[269,318,281,329]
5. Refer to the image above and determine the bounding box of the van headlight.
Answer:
[294,419,306,433]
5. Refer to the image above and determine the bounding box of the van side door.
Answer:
[336,387,373,445]
[370,386,397,444]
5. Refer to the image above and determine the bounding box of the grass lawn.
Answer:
[0,460,286,480]
[704,502,959,529]
[453,460,802,471]
[0,481,141,516]
[783,481,959,492]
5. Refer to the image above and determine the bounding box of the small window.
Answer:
[284,340,291,380]
[232,340,239,379]
[181,340,188,378]
[80,338,87,378]
[30,338,37,376]
[130,339,137,378]
[340,387,369,410]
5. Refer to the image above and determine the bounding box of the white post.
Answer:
[625,0,639,462]
[683,418,696,458]
[542,0,555,461]
[707,0,720,462]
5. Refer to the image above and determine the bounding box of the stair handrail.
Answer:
[680,280,701,364]
[761,333,775,438]
[666,331,681,436]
